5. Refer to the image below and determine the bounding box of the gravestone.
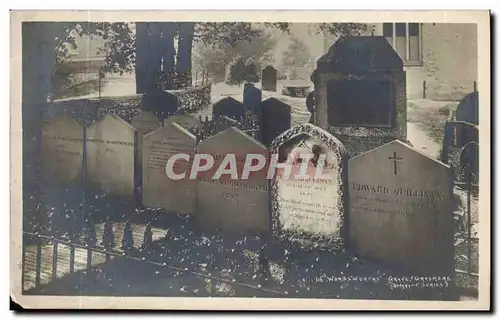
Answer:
[196,127,269,234]
[142,123,197,213]
[243,85,263,115]
[261,98,292,147]
[141,88,180,118]
[86,114,137,199]
[455,91,479,148]
[348,140,454,275]
[164,113,201,131]
[459,141,479,185]
[270,123,347,248]
[131,111,162,168]
[313,36,407,156]
[261,66,278,92]
[41,114,84,184]
[212,97,245,123]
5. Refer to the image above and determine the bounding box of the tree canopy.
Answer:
[281,36,312,67]
[55,22,371,75]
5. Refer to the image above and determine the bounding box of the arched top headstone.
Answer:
[271,123,347,159]
[456,91,479,125]
[269,123,348,249]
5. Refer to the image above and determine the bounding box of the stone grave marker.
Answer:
[348,140,454,275]
[455,91,479,148]
[270,123,347,248]
[141,88,180,118]
[142,123,197,213]
[261,98,292,147]
[313,36,407,156]
[41,114,84,184]
[212,97,245,123]
[131,111,162,168]
[196,127,269,234]
[86,113,137,199]
[243,85,263,115]
[261,66,278,92]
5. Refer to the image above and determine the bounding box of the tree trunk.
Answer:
[176,22,195,87]
[22,22,60,230]
[135,22,150,94]
[160,22,177,89]
[148,23,163,91]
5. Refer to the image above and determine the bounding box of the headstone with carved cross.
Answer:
[348,140,454,276]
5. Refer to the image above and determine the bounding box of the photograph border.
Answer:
[10,10,491,310]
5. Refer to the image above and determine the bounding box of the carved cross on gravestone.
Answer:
[388,151,403,175]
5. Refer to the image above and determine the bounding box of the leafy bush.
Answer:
[244,58,260,83]
[225,56,247,85]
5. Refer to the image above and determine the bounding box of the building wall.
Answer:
[322,23,478,101]
[418,23,477,100]
[374,23,478,100]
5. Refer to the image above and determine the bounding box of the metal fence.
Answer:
[440,119,479,290]
[21,229,284,297]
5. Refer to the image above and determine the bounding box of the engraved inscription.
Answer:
[278,178,340,235]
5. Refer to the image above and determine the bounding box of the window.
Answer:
[383,23,422,65]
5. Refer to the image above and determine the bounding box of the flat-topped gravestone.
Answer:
[261,98,292,147]
[212,97,245,123]
[164,113,201,131]
[261,66,278,92]
[270,123,347,248]
[313,36,407,157]
[41,114,84,184]
[142,123,197,213]
[131,111,162,168]
[348,140,454,275]
[86,114,137,199]
[196,127,269,234]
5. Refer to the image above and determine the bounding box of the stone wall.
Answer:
[46,83,212,125]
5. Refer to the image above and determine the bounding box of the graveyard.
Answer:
[21,24,480,301]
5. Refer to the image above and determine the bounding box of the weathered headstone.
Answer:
[141,88,180,118]
[459,141,479,185]
[455,91,479,148]
[243,85,263,115]
[86,114,137,198]
[164,113,201,131]
[41,114,84,184]
[313,36,407,156]
[131,111,162,168]
[196,127,269,234]
[261,98,292,147]
[348,140,454,275]
[212,97,245,123]
[142,123,197,213]
[261,66,278,92]
[270,123,347,248]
